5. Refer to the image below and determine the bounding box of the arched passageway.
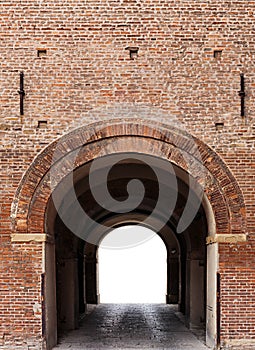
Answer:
[11,119,247,349]
[98,225,167,303]
[51,152,209,348]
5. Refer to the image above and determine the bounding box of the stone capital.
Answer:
[206,234,247,245]
[11,233,54,243]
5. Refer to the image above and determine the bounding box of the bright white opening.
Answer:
[98,225,167,303]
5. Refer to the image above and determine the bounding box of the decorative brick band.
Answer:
[206,234,247,245]
[11,233,53,243]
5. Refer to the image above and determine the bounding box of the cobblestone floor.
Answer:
[53,304,209,349]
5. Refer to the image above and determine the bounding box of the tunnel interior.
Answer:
[46,153,208,344]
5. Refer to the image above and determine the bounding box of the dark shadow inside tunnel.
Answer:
[44,153,215,349]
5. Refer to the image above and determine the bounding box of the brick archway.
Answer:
[11,118,246,238]
[10,118,247,350]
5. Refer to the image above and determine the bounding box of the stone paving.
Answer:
[53,304,209,350]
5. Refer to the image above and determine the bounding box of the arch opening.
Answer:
[10,120,248,350]
[48,152,211,349]
[98,225,167,304]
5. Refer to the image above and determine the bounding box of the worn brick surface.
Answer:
[53,304,208,350]
[0,0,255,349]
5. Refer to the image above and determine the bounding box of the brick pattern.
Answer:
[0,236,43,348]
[0,0,255,349]
[11,121,246,237]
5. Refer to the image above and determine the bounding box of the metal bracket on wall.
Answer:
[18,71,25,115]
[238,73,245,117]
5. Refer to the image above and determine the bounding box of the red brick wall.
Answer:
[0,0,255,348]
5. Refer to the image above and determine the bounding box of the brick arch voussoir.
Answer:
[11,119,246,236]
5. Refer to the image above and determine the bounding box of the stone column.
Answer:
[85,254,99,304]
[166,256,179,304]
[57,257,79,330]
[189,258,205,328]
